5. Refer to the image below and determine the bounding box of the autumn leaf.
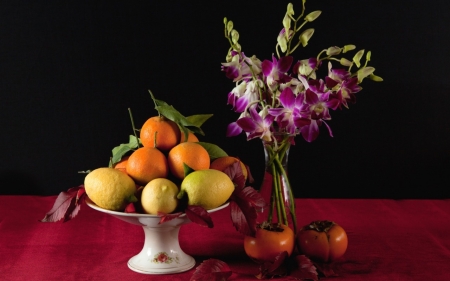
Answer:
[222,161,246,189]
[185,205,214,228]
[40,185,86,222]
[230,186,266,237]
[190,258,232,281]
[256,251,289,279]
[289,255,319,281]
[313,261,339,278]
[158,211,183,224]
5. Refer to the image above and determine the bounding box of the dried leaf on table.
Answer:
[185,205,214,228]
[256,251,289,279]
[289,255,319,281]
[40,185,86,223]
[190,258,232,281]
[313,261,339,278]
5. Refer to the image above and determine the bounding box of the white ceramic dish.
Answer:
[86,197,229,274]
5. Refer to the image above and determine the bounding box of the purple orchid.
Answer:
[267,87,301,134]
[261,55,293,89]
[234,106,275,141]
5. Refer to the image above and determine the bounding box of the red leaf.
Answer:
[222,161,246,189]
[230,201,256,237]
[290,255,319,281]
[185,205,214,228]
[256,251,289,279]
[190,258,232,281]
[157,211,183,224]
[40,185,86,222]
[313,261,339,277]
[124,202,137,213]
[230,186,266,236]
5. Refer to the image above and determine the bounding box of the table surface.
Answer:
[1,195,449,281]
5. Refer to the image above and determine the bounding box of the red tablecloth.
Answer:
[1,196,449,281]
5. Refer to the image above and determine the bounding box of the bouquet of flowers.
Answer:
[221,1,382,234]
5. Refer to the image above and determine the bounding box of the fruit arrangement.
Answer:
[83,92,249,217]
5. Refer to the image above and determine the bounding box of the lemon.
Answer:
[179,169,235,210]
[84,167,137,211]
[141,178,179,215]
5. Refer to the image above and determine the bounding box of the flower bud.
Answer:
[340,58,352,67]
[357,66,374,83]
[326,46,341,56]
[353,49,365,68]
[231,30,239,44]
[299,28,314,47]
[233,43,242,52]
[343,45,356,53]
[305,10,321,22]
[227,21,234,36]
[366,50,372,62]
[283,14,291,32]
[286,3,294,15]
[369,73,383,82]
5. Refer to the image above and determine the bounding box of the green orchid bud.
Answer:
[223,17,227,25]
[226,52,233,62]
[227,20,234,36]
[305,11,322,22]
[233,42,241,52]
[343,45,356,53]
[283,14,291,32]
[357,66,375,83]
[369,73,383,82]
[366,51,372,62]
[287,3,294,16]
[326,46,341,56]
[353,49,365,68]
[299,28,314,47]
[340,58,352,67]
[231,29,239,44]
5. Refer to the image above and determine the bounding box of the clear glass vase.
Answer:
[257,133,298,234]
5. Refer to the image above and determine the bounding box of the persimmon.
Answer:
[297,220,348,263]
[244,223,295,263]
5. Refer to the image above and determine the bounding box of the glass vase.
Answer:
[258,133,298,234]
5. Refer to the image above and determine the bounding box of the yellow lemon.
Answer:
[84,167,137,211]
[141,178,179,215]
[179,169,234,210]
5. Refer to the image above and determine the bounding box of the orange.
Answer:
[113,156,129,174]
[126,146,168,185]
[180,131,199,142]
[167,142,210,179]
[140,116,181,151]
[210,156,248,180]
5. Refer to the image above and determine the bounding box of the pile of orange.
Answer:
[116,115,209,185]
[104,114,249,215]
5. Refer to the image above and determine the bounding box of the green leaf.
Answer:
[197,142,228,160]
[110,135,140,166]
[183,163,195,178]
[186,114,214,128]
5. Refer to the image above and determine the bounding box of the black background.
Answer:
[1,0,449,198]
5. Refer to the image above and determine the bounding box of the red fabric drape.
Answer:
[1,196,449,281]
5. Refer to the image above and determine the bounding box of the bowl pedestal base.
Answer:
[127,224,195,274]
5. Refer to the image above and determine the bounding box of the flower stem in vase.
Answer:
[259,134,297,234]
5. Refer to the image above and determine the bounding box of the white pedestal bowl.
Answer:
[86,197,229,274]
